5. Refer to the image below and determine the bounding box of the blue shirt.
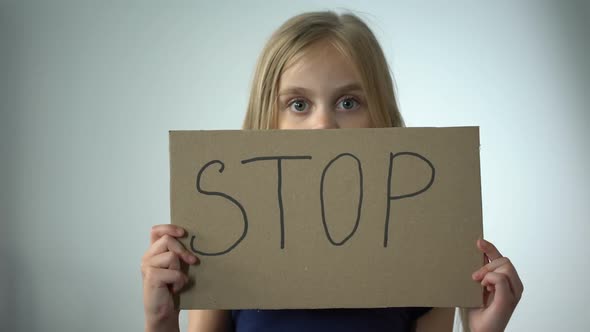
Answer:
[231,307,432,332]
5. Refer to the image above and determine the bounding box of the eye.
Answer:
[288,99,309,113]
[337,97,360,111]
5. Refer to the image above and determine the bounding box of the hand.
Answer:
[141,224,200,331]
[468,239,523,332]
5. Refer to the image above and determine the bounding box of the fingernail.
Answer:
[177,228,184,235]
[185,253,198,264]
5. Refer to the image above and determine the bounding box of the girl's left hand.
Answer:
[468,239,524,332]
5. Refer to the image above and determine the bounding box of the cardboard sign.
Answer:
[169,127,483,309]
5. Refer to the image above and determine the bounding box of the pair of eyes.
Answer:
[286,96,361,113]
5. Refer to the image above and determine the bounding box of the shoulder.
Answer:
[188,310,231,332]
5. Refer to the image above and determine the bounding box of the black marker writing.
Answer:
[190,160,248,256]
[320,153,363,246]
[241,156,312,249]
[383,152,435,247]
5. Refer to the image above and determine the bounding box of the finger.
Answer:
[472,257,524,300]
[483,282,492,306]
[143,267,188,293]
[146,234,198,265]
[472,257,510,279]
[147,251,181,271]
[477,238,503,261]
[511,265,524,299]
[496,261,524,300]
[475,264,516,298]
[150,224,185,244]
[481,271,518,310]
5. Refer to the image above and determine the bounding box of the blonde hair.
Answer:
[242,10,472,331]
[242,10,405,129]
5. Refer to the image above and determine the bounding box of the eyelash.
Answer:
[286,95,361,113]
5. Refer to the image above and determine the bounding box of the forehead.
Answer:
[279,42,361,86]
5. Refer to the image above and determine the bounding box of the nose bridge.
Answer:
[311,104,339,129]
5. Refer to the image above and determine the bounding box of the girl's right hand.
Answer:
[141,224,200,331]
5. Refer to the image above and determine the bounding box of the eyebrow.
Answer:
[278,82,363,97]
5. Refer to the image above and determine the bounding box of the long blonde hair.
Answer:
[242,10,472,332]
[242,10,404,130]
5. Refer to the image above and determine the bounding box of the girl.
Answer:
[141,11,523,332]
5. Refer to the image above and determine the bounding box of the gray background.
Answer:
[1,1,588,331]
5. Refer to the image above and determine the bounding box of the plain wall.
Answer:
[1,1,588,331]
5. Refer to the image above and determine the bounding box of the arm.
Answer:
[468,239,523,332]
[142,225,199,332]
[188,310,232,332]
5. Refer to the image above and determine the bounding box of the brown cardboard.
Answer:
[169,127,483,310]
